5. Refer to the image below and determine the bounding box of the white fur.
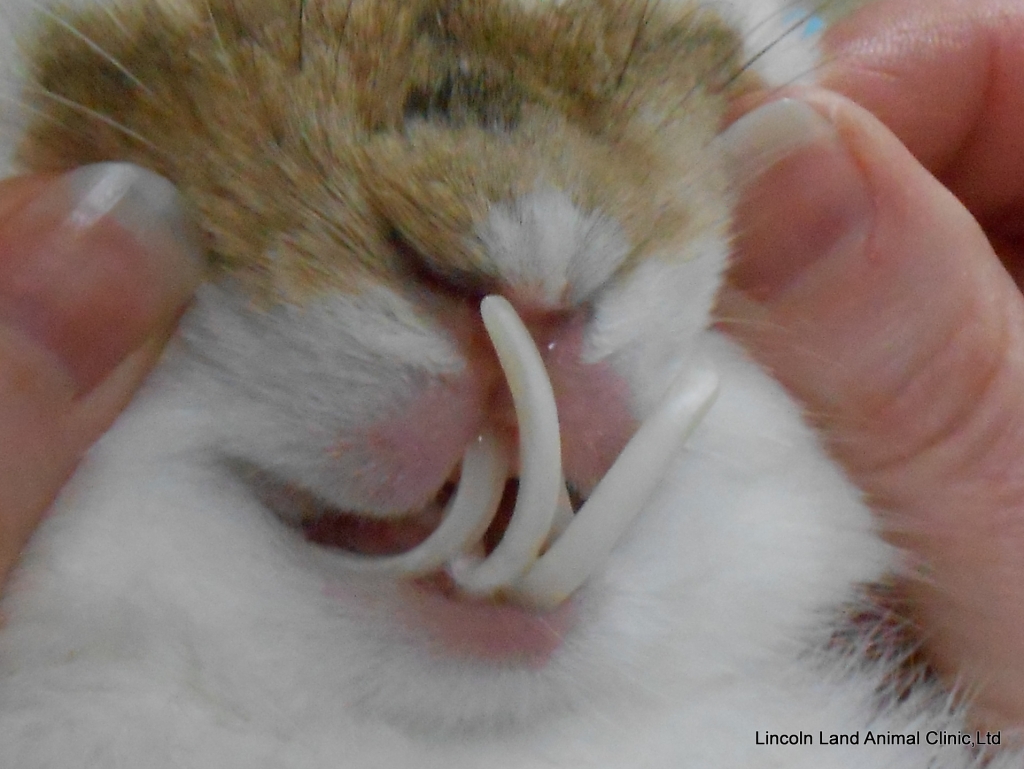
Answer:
[713,0,823,84]
[178,282,466,512]
[0,1,1019,767]
[478,188,630,306]
[0,335,1010,768]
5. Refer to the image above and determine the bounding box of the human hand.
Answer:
[0,163,200,590]
[719,0,1024,730]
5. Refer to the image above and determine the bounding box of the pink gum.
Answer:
[360,296,638,512]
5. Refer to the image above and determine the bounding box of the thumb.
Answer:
[0,163,201,584]
[717,93,1024,728]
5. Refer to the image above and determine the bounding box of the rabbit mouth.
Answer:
[299,477,528,561]
[268,296,720,614]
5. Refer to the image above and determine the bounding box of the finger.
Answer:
[822,0,1024,235]
[717,92,1024,728]
[0,163,202,585]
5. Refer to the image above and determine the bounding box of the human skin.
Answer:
[0,167,201,592]
[1,0,1023,732]
[720,0,1024,732]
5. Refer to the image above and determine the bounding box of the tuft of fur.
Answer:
[17,0,757,304]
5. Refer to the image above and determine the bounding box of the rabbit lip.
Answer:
[299,477,523,560]
[398,570,578,665]
[251,469,576,663]
[243,453,520,570]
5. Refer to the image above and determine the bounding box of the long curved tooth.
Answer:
[322,432,508,575]
[449,295,564,595]
[550,484,574,541]
[514,366,720,609]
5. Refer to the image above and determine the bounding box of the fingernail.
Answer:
[0,163,202,394]
[719,98,875,301]
[61,163,202,263]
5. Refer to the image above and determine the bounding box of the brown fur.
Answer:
[19,0,758,304]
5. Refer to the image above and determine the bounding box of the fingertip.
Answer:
[719,95,875,305]
[0,174,58,226]
[720,90,1016,431]
[720,89,1024,733]
[0,163,202,395]
[0,166,201,582]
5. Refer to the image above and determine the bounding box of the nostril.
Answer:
[386,226,497,302]
[498,285,581,321]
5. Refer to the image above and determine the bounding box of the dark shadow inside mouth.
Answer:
[233,459,508,558]
[300,510,441,556]
[234,460,587,561]
[237,465,449,556]
[302,479,524,558]
[482,479,519,556]
[566,484,585,513]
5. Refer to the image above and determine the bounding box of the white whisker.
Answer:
[724,5,823,90]
[25,0,157,99]
[0,91,73,141]
[25,86,165,155]
[204,0,244,90]
[96,3,132,39]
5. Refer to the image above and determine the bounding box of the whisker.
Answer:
[714,301,864,363]
[25,86,166,156]
[718,325,869,387]
[204,0,254,109]
[610,0,651,122]
[297,0,307,69]
[711,325,860,375]
[615,0,650,91]
[680,0,838,119]
[96,2,133,39]
[25,0,157,100]
[742,0,827,39]
[203,0,224,50]
[536,613,569,649]
[0,91,72,130]
[748,31,851,97]
[674,6,749,113]
[720,2,830,93]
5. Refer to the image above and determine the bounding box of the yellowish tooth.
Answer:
[326,294,718,612]
[320,432,507,575]
[450,295,564,595]
[550,484,574,541]
[515,367,719,610]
